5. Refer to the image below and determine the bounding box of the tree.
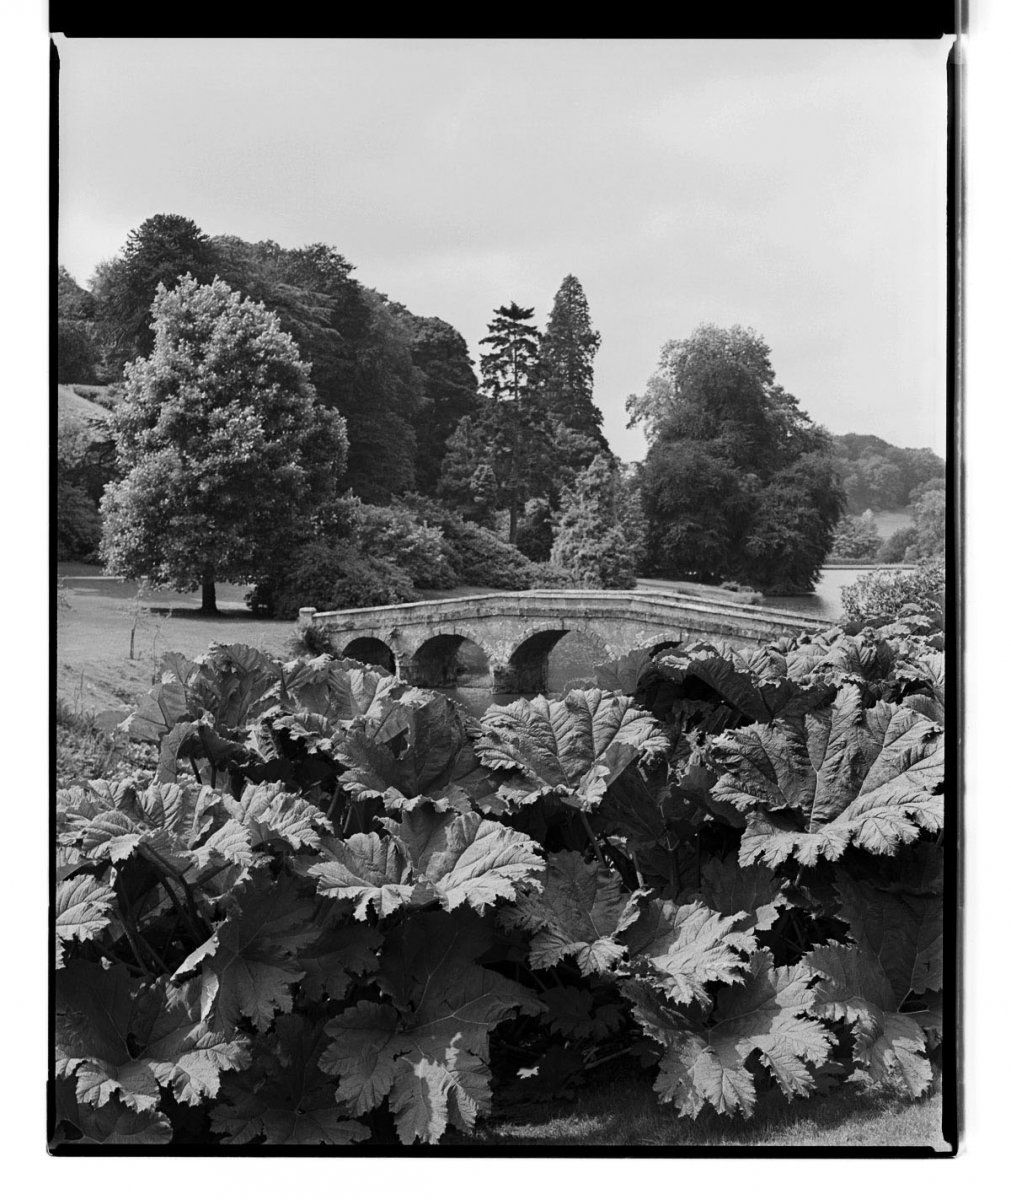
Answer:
[830,510,883,561]
[388,308,481,495]
[57,266,101,383]
[100,276,348,613]
[210,236,422,501]
[515,497,553,562]
[908,484,945,559]
[477,303,554,542]
[550,455,637,589]
[91,215,218,367]
[538,275,607,461]
[437,415,497,524]
[630,325,844,590]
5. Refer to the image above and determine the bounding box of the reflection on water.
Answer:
[440,568,908,719]
[447,628,607,719]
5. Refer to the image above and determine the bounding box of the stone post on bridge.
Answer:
[298,607,318,632]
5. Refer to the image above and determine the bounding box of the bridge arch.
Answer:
[341,636,396,674]
[402,632,493,690]
[501,627,569,693]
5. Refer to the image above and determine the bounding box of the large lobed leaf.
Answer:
[640,950,833,1118]
[505,850,643,975]
[476,688,668,809]
[646,641,832,725]
[697,855,787,934]
[120,643,283,742]
[622,898,757,1007]
[210,1014,369,1145]
[320,912,541,1143]
[278,655,404,723]
[804,943,933,1099]
[55,871,115,968]
[709,684,944,867]
[307,803,543,919]
[172,871,315,1032]
[58,779,220,868]
[53,1081,173,1146]
[57,960,250,1114]
[338,689,496,806]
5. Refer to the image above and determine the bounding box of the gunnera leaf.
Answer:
[384,804,544,914]
[172,871,314,1032]
[320,911,541,1143]
[710,685,943,868]
[505,851,643,975]
[56,872,115,967]
[651,950,833,1118]
[622,898,756,1006]
[57,961,250,1113]
[210,1014,369,1145]
[804,942,933,1099]
[476,689,668,810]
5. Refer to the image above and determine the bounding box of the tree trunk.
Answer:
[201,567,218,614]
[508,501,518,544]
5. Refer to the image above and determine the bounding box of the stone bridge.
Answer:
[297,590,826,693]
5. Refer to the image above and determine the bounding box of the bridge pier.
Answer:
[490,658,546,695]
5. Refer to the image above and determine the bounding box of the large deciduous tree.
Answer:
[387,308,481,495]
[631,325,844,592]
[210,237,422,501]
[538,275,607,463]
[100,275,348,613]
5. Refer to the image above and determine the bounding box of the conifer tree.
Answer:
[477,302,553,542]
[550,454,637,589]
[539,275,607,463]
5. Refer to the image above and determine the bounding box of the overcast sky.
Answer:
[57,36,951,460]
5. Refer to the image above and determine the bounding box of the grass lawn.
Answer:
[56,563,296,714]
[456,1074,948,1150]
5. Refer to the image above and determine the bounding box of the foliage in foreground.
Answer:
[54,611,944,1147]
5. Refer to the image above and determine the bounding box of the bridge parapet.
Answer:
[297,590,827,691]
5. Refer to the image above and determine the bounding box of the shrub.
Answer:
[401,496,538,589]
[57,479,103,561]
[355,503,458,590]
[445,518,537,588]
[525,561,575,588]
[248,543,416,620]
[841,560,945,626]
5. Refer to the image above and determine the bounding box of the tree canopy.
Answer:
[631,325,844,592]
[100,276,348,612]
[471,303,555,542]
[538,275,607,463]
[550,454,637,589]
[91,214,218,367]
